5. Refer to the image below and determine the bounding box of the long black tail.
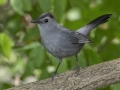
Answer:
[77,14,112,36]
[88,14,112,29]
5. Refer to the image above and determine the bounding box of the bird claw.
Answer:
[75,66,80,73]
[51,72,58,80]
[74,66,84,75]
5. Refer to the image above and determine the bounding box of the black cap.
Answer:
[38,12,54,19]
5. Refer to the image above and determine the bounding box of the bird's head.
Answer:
[31,12,57,28]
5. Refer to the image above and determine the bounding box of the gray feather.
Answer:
[77,14,112,36]
[74,32,92,43]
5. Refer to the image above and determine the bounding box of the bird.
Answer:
[31,12,112,77]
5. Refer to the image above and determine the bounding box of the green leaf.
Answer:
[50,56,68,73]
[21,60,35,79]
[64,20,84,31]
[97,86,112,90]
[50,55,58,67]
[11,58,25,74]
[101,0,120,14]
[0,0,7,5]
[69,0,89,10]
[111,83,120,90]
[77,50,87,67]
[99,43,120,61]
[10,0,24,15]
[39,68,49,80]
[38,0,51,12]
[21,44,47,79]
[83,44,102,65]
[6,15,23,35]
[0,33,13,58]
[53,0,67,22]
[67,57,77,69]
[23,27,40,42]
[22,0,32,11]
[29,44,47,68]
[58,59,68,73]
[17,42,40,51]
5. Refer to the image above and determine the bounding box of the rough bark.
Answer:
[6,58,120,90]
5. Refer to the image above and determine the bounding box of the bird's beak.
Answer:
[31,20,37,23]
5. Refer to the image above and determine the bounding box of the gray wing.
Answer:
[60,30,91,44]
[76,14,112,36]
[73,32,92,44]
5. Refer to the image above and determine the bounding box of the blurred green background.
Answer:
[0,0,120,90]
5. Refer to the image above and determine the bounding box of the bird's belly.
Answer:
[44,41,84,58]
[57,44,84,58]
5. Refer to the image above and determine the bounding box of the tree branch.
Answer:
[6,58,120,90]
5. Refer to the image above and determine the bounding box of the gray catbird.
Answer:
[31,12,112,76]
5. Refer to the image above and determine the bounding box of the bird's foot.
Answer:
[75,66,80,73]
[74,66,84,75]
[51,72,58,80]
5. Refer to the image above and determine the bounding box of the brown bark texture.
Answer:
[6,58,120,90]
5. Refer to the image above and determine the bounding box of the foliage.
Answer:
[0,0,120,90]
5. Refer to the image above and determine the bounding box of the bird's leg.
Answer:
[75,55,80,72]
[51,59,62,79]
[54,60,61,75]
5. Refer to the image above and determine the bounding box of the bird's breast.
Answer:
[41,34,84,58]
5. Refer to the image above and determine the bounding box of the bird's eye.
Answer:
[45,19,48,22]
